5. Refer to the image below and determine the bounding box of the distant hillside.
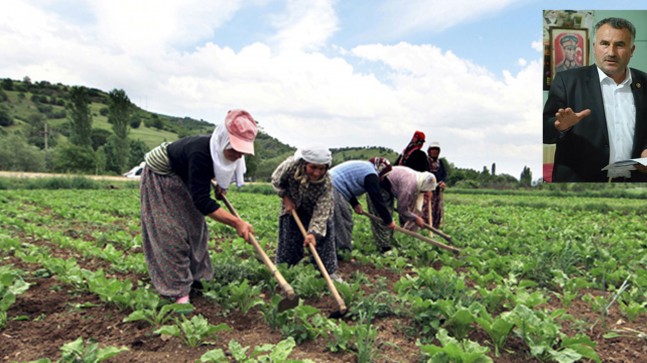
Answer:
[0,77,399,180]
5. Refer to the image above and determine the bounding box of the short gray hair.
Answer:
[594,17,636,42]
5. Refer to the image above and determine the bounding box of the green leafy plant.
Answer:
[435,300,481,341]
[123,299,194,328]
[399,295,443,337]
[418,328,493,363]
[59,336,128,363]
[199,337,315,363]
[355,311,379,363]
[263,303,326,344]
[226,279,265,314]
[290,267,327,299]
[85,270,135,311]
[473,304,514,357]
[0,265,31,329]
[155,314,231,347]
[507,305,600,363]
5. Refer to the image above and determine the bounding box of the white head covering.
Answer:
[294,145,332,166]
[292,145,332,185]
[209,125,246,189]
[415,171,437,212]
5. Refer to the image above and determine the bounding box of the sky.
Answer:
[2,0,646,179]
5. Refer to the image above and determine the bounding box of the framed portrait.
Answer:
[549,27,588,80]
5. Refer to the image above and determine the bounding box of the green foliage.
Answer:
[53,143,96,173]
[0,105,13,126]
[67,86,93,147]
[418,328,493,363]
[128,138,148,166]
[0,133,46,172]
[506,304,600,362]
[155,314,231,347]
[260,300,326,344]
[394,266,471,303]
[289,265,328,298]
[84,270,135,311]
[123,298,194,328]
[0,265,31,329]
[206,279,265,315]
[107,88,132,140]
[90,128,111,151]
[199,337,314,363]
[473,304,514,357]
[56,337,128,363]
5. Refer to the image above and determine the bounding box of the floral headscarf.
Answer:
[397,131,426,166]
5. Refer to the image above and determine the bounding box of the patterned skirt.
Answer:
[275,211,338,275]
[332,189,354,251]
[422,189,444,229]
[140,167,213,298]
[367,187,395,252]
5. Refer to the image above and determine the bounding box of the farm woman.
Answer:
[271,146,342,282]
[329,158,396,251]
[370,165,437,251]
[140,109,257,304]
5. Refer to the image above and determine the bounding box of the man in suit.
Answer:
[543,17,647,182]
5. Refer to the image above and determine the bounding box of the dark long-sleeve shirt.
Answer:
[166,135,219,216]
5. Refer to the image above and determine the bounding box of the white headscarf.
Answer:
[292,145,332,185]
[294,145,332,166]
[415,171,437,212]
[209,125,246,189]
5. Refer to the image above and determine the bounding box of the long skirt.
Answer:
[422,190,444,229]
[366,188,395,252]
[140,167,213,298]
[332,188,353,251]
[432,189,444,229]
[276,212,338,275]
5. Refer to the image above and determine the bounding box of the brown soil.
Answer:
[3,249,646,363]
[1,192,645,362]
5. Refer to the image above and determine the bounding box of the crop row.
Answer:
[1,188,646,362]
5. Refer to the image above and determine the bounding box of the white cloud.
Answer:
[0,0,542,178]
[269,0,338,52]
[378,0,520,35]
[87,0,243,54]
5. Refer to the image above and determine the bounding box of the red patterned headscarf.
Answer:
[369,157,392,177]
[397,131,425,166]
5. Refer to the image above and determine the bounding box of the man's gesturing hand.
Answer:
[554,107,592,132]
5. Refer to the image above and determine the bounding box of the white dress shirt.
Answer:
[598,67,635,178]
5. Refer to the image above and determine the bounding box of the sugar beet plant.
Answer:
[0,265,31,329]
[2,186,647,362]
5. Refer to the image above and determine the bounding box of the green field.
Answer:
[1,187,645,362]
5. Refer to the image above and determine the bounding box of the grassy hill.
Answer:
[0,77,398,179]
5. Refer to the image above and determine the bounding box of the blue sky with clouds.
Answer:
[2,0,646,179]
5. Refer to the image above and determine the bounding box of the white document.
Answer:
[602,157,647,171]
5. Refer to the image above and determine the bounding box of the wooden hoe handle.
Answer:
[212,181,295,299]
[363,212,460,254]
[290,210,347,313]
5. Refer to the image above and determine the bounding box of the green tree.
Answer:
[107,89,133,173]
[53,142,96,173]
[0,133,46,171]
[1,78,14,91]
[0,106,13,126]
[520,166,532,187]
[128,139,148,167]
[91,128,112,151]
[67,86,93,147]
[26,113,57,150]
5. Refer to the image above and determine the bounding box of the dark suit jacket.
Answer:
[543,65,647,182]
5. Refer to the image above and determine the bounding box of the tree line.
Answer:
[1,77,534,187]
